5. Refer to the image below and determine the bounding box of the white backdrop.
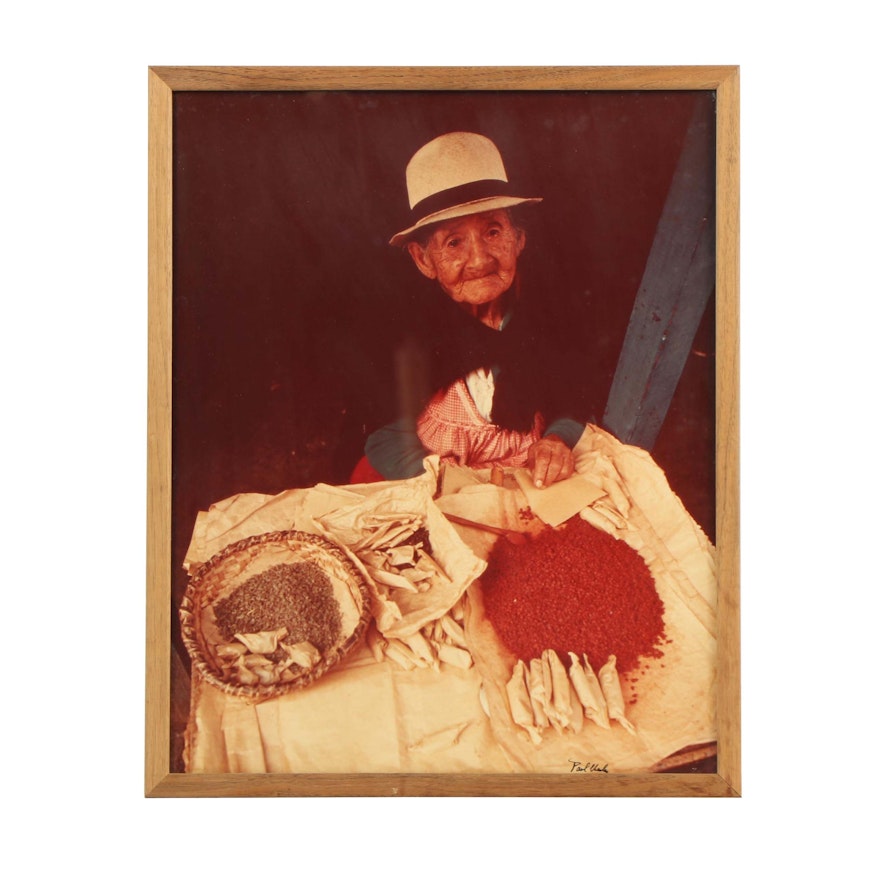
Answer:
[5,2,876,876]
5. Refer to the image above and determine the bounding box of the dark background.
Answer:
[171,87,716,637]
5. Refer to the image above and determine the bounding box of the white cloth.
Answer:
[464,367,495,422]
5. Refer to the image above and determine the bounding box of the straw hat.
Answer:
[389,131,542,246]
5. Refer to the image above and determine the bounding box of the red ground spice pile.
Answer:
[480,517,667,673]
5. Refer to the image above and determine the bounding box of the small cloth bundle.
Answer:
[367,595,474,672]
[317,458,486,639]
[504,648,636,744]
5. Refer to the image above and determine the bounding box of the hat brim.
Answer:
[389,195,542,247]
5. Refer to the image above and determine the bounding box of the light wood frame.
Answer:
[146,65,740,797]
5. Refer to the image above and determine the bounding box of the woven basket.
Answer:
[180,530,371,700]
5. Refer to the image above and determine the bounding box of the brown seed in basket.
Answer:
[213,562,343,654]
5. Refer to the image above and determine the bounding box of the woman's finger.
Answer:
[558,449,575,481]
[531,439,576,488]
[531,444,552,487]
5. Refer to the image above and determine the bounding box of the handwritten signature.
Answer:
[568,759,609,774]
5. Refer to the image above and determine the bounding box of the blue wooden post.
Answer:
[603,98,716,450]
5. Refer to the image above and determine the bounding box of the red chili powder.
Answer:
[480,517,667,673]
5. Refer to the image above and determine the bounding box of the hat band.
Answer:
[410,179,512,224]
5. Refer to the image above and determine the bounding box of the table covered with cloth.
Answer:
[181,425,717,774]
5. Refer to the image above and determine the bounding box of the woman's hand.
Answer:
[527,434,575,488]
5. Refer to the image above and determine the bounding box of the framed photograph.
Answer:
[146,65,740,797]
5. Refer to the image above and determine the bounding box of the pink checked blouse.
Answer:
[416,377,545,469]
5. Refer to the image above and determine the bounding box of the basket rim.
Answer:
[179,529,372,700]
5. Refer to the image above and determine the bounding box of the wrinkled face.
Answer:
[407,210,526,308]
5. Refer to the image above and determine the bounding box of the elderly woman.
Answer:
[359,132,589,488]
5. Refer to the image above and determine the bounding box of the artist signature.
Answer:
[568,759,609,774]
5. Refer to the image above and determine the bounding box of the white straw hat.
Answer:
[389,131,542,246]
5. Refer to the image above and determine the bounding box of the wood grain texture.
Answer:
[146,68,173,796]
[149,65,737,92]
[147,770,737,798]
[714,67,742,797]
[145,65,740,798]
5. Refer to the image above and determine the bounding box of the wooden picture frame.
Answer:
[146,65,740,797]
